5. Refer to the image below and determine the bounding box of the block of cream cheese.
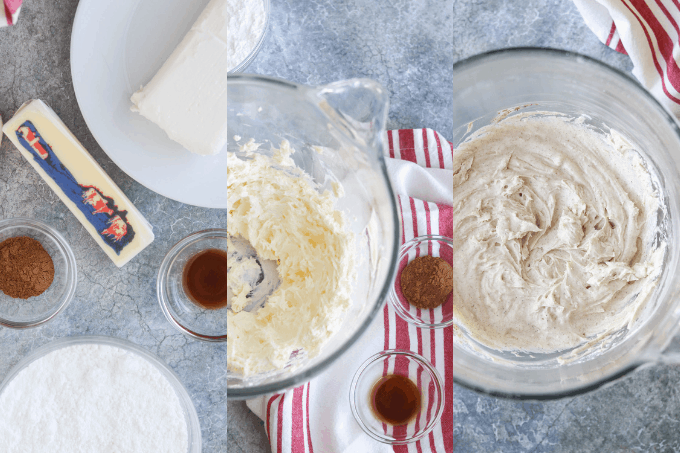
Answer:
[130,0,228,156]
[2,100,154,267]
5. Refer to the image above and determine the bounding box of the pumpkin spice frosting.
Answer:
[450,112,665,353]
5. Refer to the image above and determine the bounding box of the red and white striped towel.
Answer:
[574,0,680,117]
[246,129,454,453]
[1,0,21,27]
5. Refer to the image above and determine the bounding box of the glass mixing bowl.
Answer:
[450,48,680,399]
[227,75,400,398]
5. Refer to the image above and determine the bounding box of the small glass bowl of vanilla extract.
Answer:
[349,350,444,445]
[157,229,228,341]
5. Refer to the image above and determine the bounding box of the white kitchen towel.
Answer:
[386,159,453,207]
[1,0,21,27]
[573,0,680,117]
[246,128,454,453]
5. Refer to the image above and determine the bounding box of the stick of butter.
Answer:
[2,100,154,267]
[130,0,229,156]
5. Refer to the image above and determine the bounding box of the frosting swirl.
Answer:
[451,113,664,352]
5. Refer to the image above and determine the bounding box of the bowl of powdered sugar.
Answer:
[227,0,270,73]
[0,336,201,452]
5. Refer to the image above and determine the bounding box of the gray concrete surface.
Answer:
[0,1,227,452]
[249,0,455,141]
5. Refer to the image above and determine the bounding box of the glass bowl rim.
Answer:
[389,234,454,329]
[0,217,77,329]
[225,76,401,398]
[156,228,229,342]
[0,335,202,452]
[349,349,445,445]
[228,0,271,74]
[450,46,680,400]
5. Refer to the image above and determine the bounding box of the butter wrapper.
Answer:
[2,99,155,267]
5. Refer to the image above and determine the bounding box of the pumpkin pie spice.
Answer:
[399,255,452,310]
[0,236,55,299]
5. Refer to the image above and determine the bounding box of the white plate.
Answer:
[70,0,227,208]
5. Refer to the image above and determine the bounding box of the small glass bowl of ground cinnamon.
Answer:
[388,235,453,329]
[0,218,77,328]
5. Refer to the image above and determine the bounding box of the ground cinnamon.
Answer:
[400,255,452,310]
[0,236,55,299]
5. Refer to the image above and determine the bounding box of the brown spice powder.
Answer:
[0,236,55,299]
[399,255,452,310]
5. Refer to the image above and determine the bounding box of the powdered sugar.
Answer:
[227,0,266,71]
[0,343,189,453]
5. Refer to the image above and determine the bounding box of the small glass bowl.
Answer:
[388,235,453,329]
[229,0,271,73]
[0,336,201,452]
[0,218,77,328]
[349,350,444,445]
[157,229,228,341]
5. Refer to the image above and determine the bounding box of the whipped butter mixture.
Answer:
[227,141,355,375]
[451,113,665,353]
